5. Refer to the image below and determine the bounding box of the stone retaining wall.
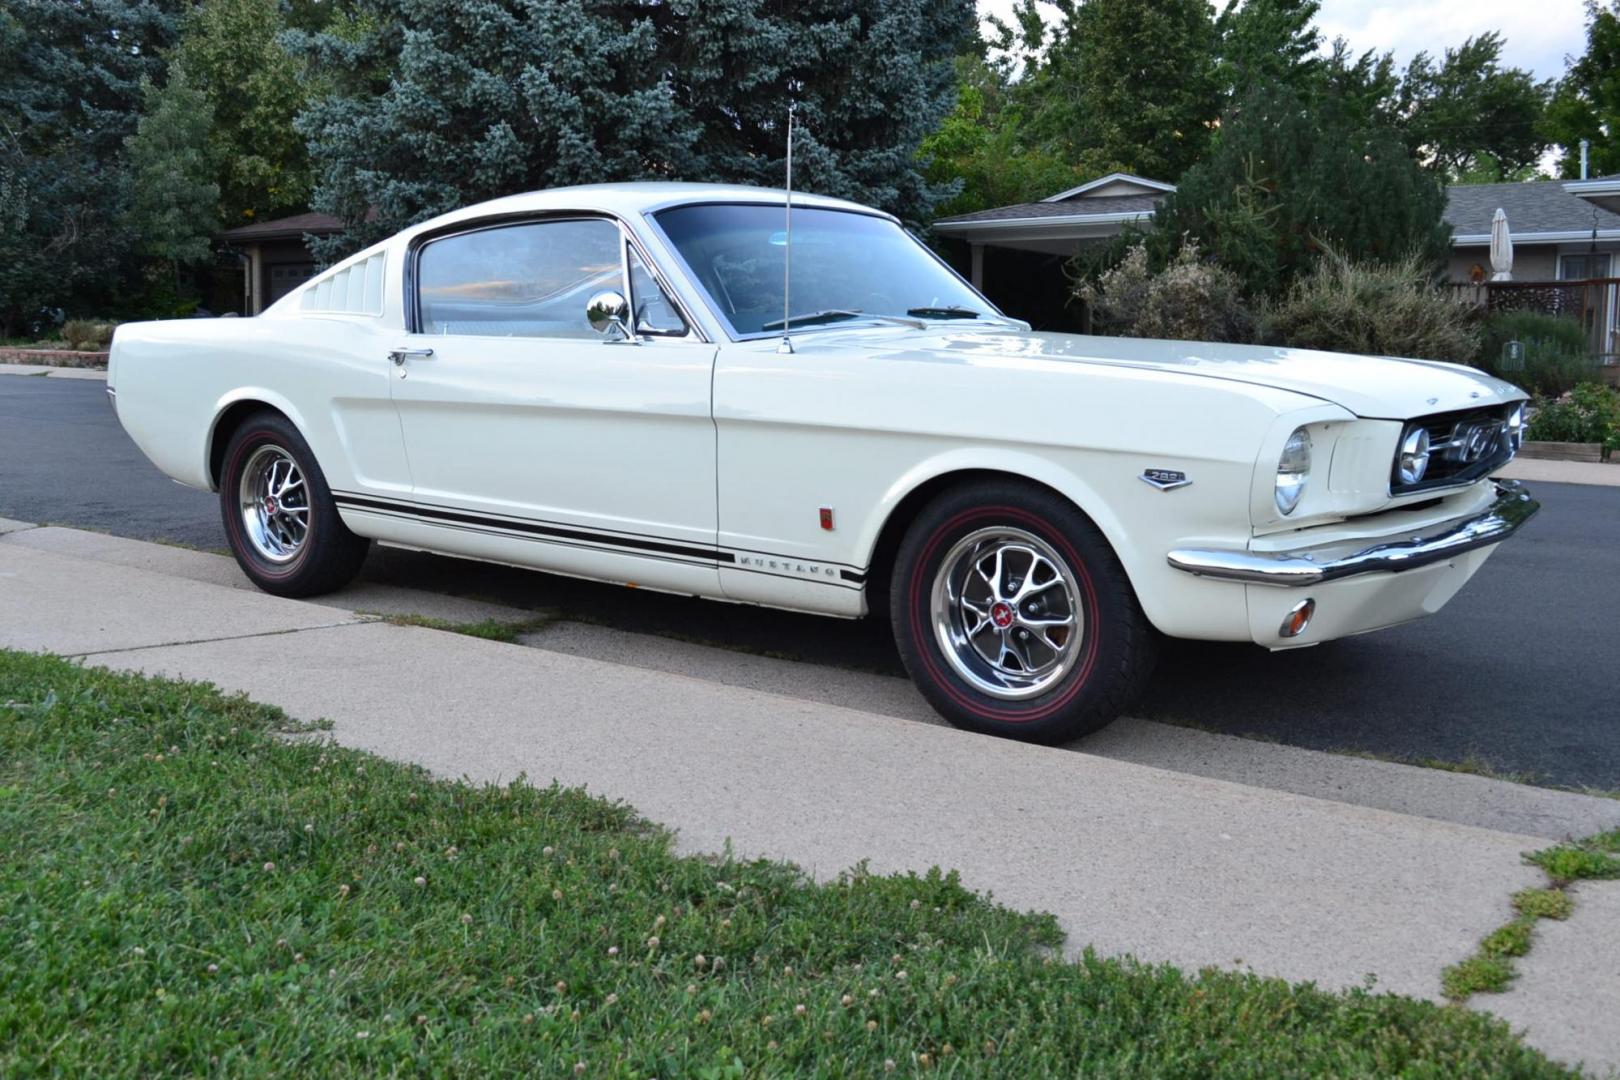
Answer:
[0,348,109,369]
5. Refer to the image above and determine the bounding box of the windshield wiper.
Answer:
[761,309,927,331]
[906,305,984,319]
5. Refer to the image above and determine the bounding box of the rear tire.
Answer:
[890,481,1156,743]
[218,412,369,597]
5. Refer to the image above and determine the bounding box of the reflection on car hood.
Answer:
[840,327,1527,419]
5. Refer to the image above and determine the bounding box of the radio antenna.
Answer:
[778,101,796,355]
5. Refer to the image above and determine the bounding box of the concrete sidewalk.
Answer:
[1499,457,1620,488]
[3,524,1617,1073]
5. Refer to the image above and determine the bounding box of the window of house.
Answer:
[417,219,622,337]
[1559,253,1612,281]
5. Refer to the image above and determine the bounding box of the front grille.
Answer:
[1390,404,1515,494]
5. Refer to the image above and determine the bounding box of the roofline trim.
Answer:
[1452,228,1620,245]
[1040,172,1177,202]
[1562,179,1620,195]
[932,209,1156,235]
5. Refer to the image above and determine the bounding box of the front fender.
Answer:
[855,444,1262,642]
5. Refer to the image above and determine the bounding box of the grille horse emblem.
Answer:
[1451,420,1504,464]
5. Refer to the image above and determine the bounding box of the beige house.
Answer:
[1444,178,1620,284]
[932,172,1620,353]
[1445,178,1620,362]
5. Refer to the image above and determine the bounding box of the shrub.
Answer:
[60,319,118,352]
[1078,241,1254,343]
[1261,252,1481,363]
[1525,383,1620,454]
[1479,310,1596,396]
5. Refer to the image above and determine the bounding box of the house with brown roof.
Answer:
[220,212,344,314]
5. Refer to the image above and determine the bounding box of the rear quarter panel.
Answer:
[109,315,407,496]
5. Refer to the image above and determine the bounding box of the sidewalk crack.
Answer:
[71,620,369,658]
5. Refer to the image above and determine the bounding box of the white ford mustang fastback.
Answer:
[110,183,1539,742]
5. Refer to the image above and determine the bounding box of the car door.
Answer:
[379,214,722,596]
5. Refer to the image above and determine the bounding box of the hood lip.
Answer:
[800,325,1531,420]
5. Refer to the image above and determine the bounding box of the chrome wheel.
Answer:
[929,526,1084,700]
[238,445,309,563]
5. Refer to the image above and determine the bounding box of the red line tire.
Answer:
[218,411,370,598]
[890,481,1156,743]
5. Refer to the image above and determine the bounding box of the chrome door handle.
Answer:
[388,347,434,366]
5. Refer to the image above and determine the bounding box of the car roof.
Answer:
[401,182,892,242]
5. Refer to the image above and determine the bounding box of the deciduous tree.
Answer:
[177,0,325,227]
[919,55,1081,217]
[1399,34,1551,181]
[1546,1,1620,178]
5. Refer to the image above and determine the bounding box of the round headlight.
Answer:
[1275,427,1311,515]
[1507,403,1525,450]
[1397,426,1431,485]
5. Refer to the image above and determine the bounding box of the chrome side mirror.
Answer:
[586,291,636,343]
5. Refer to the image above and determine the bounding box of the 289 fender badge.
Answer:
[1140,468,1191,492]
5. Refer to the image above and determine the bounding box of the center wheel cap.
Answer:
[264,496,279,514]
[990,601,1014,628]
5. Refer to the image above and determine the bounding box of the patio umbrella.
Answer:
[1490,208,1513,281]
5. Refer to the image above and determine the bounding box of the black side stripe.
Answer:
[334,494,734,564]
[331,488,712,548]
[345,509,726,571]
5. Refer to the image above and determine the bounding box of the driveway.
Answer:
[3,374,1617,788]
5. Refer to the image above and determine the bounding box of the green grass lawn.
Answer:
[0,649,1576,1077]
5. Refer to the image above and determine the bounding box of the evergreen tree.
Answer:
[1315,39,1402,132]
[1144,83,1453,297]
[0,0,183,333]
[125,68,220,271]
[1214,0,1322,99]
[666,0,973,224]
[294,0,974,259]
[1546,1,1620,178]
[1018,0,1219,182]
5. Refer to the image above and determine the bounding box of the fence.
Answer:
[1448,277,1620,367]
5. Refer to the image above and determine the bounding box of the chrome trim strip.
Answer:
[1167,480,1540,587]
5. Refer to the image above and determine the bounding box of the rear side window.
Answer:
[416,219,620,337]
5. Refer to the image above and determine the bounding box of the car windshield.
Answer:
[652,203,996,338]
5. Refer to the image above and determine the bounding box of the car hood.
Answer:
[845,327,1527,419]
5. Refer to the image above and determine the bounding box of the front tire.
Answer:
[890,482,1155,743]
[219,412,369,597]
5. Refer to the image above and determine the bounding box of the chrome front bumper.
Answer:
[1167,480,1540,587]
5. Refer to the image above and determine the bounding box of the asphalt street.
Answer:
[4,374,1617,788]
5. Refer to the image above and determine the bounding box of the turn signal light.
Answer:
[1279,598,1316,639]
